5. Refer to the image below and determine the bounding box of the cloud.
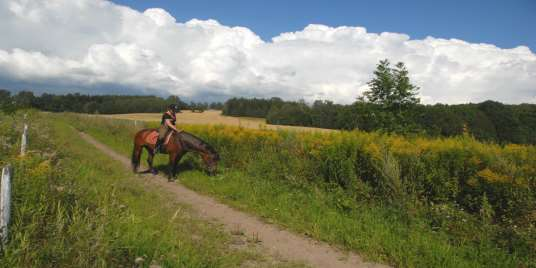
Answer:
[0,0,535,104]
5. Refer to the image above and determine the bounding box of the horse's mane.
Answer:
[176,131,220,160]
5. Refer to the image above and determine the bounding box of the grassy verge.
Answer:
[66,113,535,267]
[0,111,302,267]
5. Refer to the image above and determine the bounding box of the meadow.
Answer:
[68,112,536,267]
[0,111,302,267]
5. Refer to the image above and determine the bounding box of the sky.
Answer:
[113,0,536,51]
[0,0,535,104]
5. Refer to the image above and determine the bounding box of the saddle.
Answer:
[147,129,175,146]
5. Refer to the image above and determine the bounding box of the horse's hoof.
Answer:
[151,169,158,175]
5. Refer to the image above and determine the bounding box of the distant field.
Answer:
[102,110,334,132]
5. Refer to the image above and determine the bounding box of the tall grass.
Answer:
[1,111,295,267]
[66,113,535,267]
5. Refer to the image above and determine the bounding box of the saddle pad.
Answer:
[147,130,159,145]
[147,130,174,145]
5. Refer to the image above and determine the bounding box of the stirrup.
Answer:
[160,146,167,154]
[155,142,163,153]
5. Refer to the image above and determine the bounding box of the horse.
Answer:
[131,128,219,181]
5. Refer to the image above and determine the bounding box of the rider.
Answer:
[155,104,182,153]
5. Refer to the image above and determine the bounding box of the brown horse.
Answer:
[131,129,219,180]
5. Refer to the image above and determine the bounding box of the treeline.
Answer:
[0,90,224,114]
[222,97,284,117]
[223,59,536,145]
[222,97,536,145]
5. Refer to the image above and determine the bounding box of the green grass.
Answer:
[0,111,304,267]
[64,112,534,267]
[179,171,522,267]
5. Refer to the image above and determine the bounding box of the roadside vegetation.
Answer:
[0,111,296,267]
[68,113,536,267]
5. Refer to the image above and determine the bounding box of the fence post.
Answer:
[20,124,28,156]
[0,165,12,244]
[134,120,138,127]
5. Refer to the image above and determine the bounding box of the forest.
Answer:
[222,97,536,145]
[222,60,536,145]
[2,89,535,145]
[0,89,224,114]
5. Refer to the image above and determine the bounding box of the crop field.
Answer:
[102,110,334,133]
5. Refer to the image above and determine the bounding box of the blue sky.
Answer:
[1,0,534,103]
[113,0,536,51]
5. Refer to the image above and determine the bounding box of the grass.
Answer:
[0,111,303,267]
[179,171,521,267]
[64,112,535,267]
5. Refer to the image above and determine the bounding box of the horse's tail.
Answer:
[131,143,142,173]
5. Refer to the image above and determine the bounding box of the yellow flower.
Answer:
[466,177,479,187]
[477,168,510,184]
[30,160,52,177]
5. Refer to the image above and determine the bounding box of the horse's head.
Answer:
[179,131,219,176]
[202,151,220,176]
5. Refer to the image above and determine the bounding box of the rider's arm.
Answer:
[165,119,181,132]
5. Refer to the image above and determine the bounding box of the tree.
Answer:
[364,59,394,107]
[478,100,524,144]
[266,102,312,126]
[363,59,420,113]
[0,89,17,115]
[361,59,421,133]
[392,62,420,110]
[0,89,10,103]
[13,90,35,108]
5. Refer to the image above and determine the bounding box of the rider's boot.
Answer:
[155,138,164,153]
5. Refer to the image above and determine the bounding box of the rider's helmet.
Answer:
[167,104,179,114]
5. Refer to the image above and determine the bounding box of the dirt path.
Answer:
[79,132,388,268]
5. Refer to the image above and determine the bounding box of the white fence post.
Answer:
[0,165,12,244]
[20,124,28,156]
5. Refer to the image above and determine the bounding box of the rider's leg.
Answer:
[155,125,167,153]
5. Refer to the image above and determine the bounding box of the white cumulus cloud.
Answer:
[0,0,535,104]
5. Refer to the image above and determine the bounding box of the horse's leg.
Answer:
[168,150,186,181]
[146,147,157,175]
[168,152,178,181]
[131,143,143,173]
[174,150,186,176]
